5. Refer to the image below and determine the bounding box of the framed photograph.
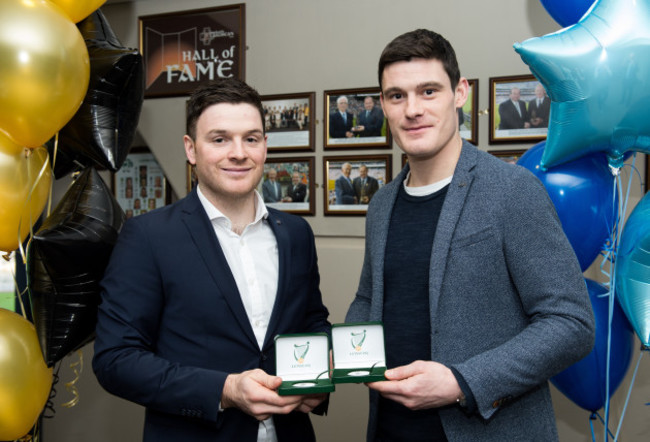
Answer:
[460,79,478,145]
[258,157,315,216]
[139,4,245,98]
[323,155,392,216]
[488,149,526,165]
[324,88,391,149]
[489,75,549,144]
[261,92,315,152]
[113,147,171,219]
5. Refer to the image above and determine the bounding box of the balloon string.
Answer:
[602,154,638,442]
[613,350,645,441]
[61,350,83,408]
[46,133,57,218]
[17,148,52,266]
[590,412,617,440]
[589,413,596,442]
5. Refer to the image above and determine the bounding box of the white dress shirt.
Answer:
[197,185,279,442]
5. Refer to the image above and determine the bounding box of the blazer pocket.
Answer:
[450,227,495,250]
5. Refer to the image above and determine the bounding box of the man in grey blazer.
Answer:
[345,29,595,442]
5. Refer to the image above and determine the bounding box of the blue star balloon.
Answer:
[615,191,650,348]
[514,0,650,170]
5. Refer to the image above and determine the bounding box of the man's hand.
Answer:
[221,369,302,421]
[297,393,328,413]
[367,360,461,410]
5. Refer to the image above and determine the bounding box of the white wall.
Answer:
[43,1,649,441]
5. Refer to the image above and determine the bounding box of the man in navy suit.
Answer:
[353,96,384,137]
[334,162,357,204]
[93,78,330,442]
[282,171,307,203]
[262,168,283,202]
[528,83,551,128]
[328,95,354,139]
[498,87,530,130]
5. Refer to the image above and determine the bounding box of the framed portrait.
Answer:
[324,88,391,150]
[139,4,245,98]
[488,149,526,165]
[489,74,549,144]
[261,92,315,152]
[113,147,171,219]
[323,155,392,216]
[258,157,315,216]
[460,79,479,145]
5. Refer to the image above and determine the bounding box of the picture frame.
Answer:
[461,79,479,145]
[261,92,315,152]
[323,155,392,216]
[488,149,526,165]
[186,160,198,193]
[324,88,391,150]
[139,4,245,98]
[489,74,549,144]
[113,147,171,219]
[258,157,315,216]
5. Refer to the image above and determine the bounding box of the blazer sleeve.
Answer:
[92,218,226,424]
[450,171,595,420]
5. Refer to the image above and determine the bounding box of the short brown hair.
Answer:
[378,29,461,91]
[186,78,265,139]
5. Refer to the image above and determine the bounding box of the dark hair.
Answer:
[378,29,460,91]
[186,78,265,139]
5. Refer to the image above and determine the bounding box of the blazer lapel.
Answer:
[263,211,290,350]
[180,191,259,349]
[428,142,477,316]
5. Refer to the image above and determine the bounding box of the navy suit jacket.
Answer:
[335,175,356,204]
[357,107,384,137]
[329,111,353,138]
[93,189,330,441]
[498,99,529,130]
[262,179,282,202]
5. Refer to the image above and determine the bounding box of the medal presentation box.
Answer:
[331,322,386,384]
[274,333,335,396]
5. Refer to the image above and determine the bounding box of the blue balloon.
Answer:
[517,142,616,271]
[551,278,634,412]
[615,191,650,347]
[514,0,650,170]
[539,0,595,27]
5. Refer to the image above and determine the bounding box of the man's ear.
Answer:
[183,135,196,165]
[455,77,469,109]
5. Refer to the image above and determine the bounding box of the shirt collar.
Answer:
[196,184,269,226]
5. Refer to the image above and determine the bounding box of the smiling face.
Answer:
[380,58,467,162]
[184,102,267,208]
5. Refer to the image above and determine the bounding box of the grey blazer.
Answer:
[346,141,595,442]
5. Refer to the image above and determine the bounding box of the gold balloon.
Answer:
[0,126,25,156]
[48,0,107,23]
[0,308,53,441]
[0,142,52,253]
[0,0,90,148]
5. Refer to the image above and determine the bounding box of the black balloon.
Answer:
[28,167,125,366]
[53,9,144,178]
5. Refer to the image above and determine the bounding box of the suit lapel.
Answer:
[180,191,259,349]
[428,143,477,317]
[263,210,290,349]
